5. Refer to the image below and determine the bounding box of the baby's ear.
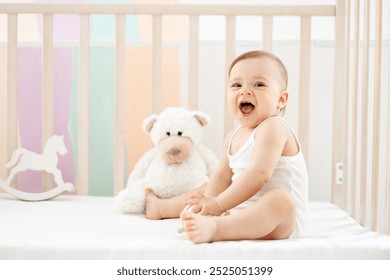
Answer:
[142,114,158,133]
[278,91,289,108]
[192,111,211,127]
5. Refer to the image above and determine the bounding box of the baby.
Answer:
[145,50,308,244]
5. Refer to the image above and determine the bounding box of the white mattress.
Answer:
[1,193,390,260]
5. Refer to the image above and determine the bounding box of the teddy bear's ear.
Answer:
[193,111,211,127]
[142,114,158,133]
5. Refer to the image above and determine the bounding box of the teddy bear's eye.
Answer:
[178,131,183,136]
[166,132,170,136]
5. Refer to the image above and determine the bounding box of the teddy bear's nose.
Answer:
[167,148,181,156]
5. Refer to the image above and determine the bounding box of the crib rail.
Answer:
[335,0,389,235]
[0,3,335,16]
[0,1,389,235]
[350,0,388,235]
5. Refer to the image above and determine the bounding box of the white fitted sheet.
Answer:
[1,193,390,260]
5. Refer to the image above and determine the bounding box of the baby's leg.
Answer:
[182,189,296,243]
[145,184,206,220]
[144,189,188,219]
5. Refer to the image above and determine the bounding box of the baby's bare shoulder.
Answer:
[258,117,290,133]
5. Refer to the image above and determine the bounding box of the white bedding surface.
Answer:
[1,193,390,260]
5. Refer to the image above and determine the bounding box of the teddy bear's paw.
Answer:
[115,189,145,214]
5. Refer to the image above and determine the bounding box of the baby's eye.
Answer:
[254,82,265,88]
[230,83,242,88]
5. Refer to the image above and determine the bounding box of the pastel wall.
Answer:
[70,47,115,196]
[16,48,75,193]
[125,46,181,173]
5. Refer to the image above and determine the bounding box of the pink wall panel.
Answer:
[17,47,75,192]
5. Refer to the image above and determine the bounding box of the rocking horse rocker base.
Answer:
[0,178,74,201]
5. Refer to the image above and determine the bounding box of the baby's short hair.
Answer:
[228,50,288,91]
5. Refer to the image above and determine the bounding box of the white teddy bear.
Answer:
[116,107,218,214]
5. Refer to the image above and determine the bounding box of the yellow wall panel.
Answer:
[125,47,153,174]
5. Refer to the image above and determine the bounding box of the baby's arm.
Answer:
[183,132,233,212]
[215,118,292,212]
[202,130,234,198]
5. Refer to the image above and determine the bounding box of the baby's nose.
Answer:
[240,87,253,95]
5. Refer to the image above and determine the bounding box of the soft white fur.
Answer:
[116,107,218,214]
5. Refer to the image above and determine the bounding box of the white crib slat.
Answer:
[152,15,162,113]
[341,0,350,215]
[224,15,235,136]
[360,0,370,227]
[345,0,351,214]
[387,137,390,234]
[42,14,54,142]
[332,0,349,210]
[114,14,126,195]
[42,14,54,192]
[262,16,273,52]
[386,0,390,236]
[188,15,199,110]
[298,16,311,167]
[350,0,360,219]
[7,14,18,185]
[77,14,90,195]
[370,0,383,232]
[0,40,6,182]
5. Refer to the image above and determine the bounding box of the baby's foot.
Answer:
[182,212,218,244]
[144,188,162,220]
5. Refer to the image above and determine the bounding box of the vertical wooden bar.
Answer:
[342,0,350,213]
[42,13,54,191]
[78,14,90,195]
[262,16,273,52]
[0,28,6,183]
[298,16,311,166]
[152,15,162,113]
[359,0,370,227]
[224,15,235,136]
[7,14,18,185]
[114,14,126,195]
[332,0,348,209]
[350,0,360,219]
[370,0,382,232]
[386,0,390,236]
[188,15,199,110]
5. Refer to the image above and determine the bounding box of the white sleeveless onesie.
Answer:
[227,117,308,238]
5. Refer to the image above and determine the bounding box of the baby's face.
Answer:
[227,56,286,128]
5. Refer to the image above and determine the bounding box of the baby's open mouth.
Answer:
[239,102,255,114]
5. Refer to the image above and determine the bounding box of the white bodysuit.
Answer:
[227,117,308,238]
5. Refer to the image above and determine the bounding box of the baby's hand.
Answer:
[199,197,224,216]
[183,193,206,213]
[183,194,224,216]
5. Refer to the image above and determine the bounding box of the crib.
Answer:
[0,0,390,260]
